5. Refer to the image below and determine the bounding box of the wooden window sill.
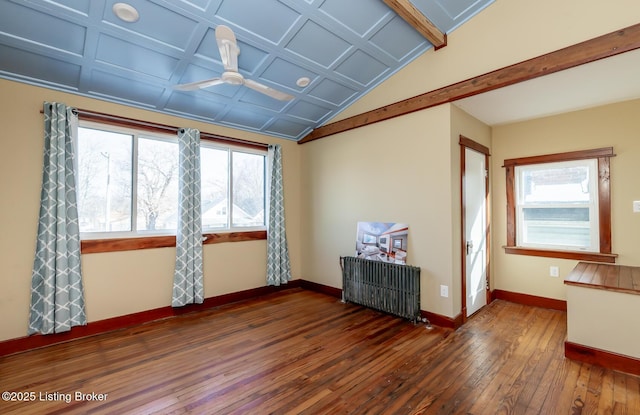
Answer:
[503,246,617,263]
[81,230,267,254]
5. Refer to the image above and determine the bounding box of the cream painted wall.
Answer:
[301,104,464,318]
[567,286,640,359]
[335,0,640,121]
[491,99,640,300]
[300,104,491,319]
[0,79,302,342]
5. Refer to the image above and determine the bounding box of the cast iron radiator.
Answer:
[340,256,421,323]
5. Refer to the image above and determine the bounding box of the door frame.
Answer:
[460,135,491,323]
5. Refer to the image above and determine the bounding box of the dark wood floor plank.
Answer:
[613,371,629,413]
[491,308,552,411]
[599,367,617,415]
[538,356,583,414]
[498,308,566,414]
[571,363,593,414]
[463,305,539,414]
[1,288,639,415]
[583,365,606,415]
[411,303,522,413]
[627,374,640,415]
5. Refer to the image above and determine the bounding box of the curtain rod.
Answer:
[42,105,269,150]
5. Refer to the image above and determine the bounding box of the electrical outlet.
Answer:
[550,266,559,277]
[440,285,449,298]
[633,201,640,213]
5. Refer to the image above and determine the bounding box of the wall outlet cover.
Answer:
[440,285,449,298]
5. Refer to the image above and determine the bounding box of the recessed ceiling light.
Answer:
[296,77,311,88]
[113,3,140,23]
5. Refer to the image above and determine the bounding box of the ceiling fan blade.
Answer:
[244,79,294,101]
[216,25,239,72]
[174,78,224,91]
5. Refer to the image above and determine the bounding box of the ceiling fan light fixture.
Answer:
[296,77,311,87]
[113,3,140,23]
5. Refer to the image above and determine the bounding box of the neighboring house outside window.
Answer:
[503,147,617,263]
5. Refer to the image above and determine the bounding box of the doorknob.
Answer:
[466,240,474,254]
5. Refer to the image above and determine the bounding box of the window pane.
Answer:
[201,147,229,229]
[77,127,132,232]
[520,164,591,204]
[522,207,591,247]
[516,159,598,250]
[232,151,265,227]
[137,137,178,231]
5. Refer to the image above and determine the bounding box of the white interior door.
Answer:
[464,147,488,317]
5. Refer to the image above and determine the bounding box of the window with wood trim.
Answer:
[503,147,617,263]
[77,121,266,250]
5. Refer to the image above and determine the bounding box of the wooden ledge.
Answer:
[564,261,640,296]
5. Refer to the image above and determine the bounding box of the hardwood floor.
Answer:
[1,288,638,414]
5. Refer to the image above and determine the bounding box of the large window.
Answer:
[77,122,266,240]
[504,147,616,263]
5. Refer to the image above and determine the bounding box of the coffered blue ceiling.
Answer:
[0,0,494,140]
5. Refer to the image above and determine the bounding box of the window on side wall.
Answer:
[503,147,616,263]
[76,122,266,240]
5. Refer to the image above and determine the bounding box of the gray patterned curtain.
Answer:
[266,144,291,286]
[172,128,204,307]
[28,102,86,335]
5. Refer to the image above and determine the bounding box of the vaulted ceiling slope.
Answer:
[0,0,494,141]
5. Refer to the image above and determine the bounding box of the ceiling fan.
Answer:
[174,25,295,101]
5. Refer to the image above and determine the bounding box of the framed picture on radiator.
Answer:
[355,221,409,264]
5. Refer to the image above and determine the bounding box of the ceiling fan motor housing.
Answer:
[222,71,244,85]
